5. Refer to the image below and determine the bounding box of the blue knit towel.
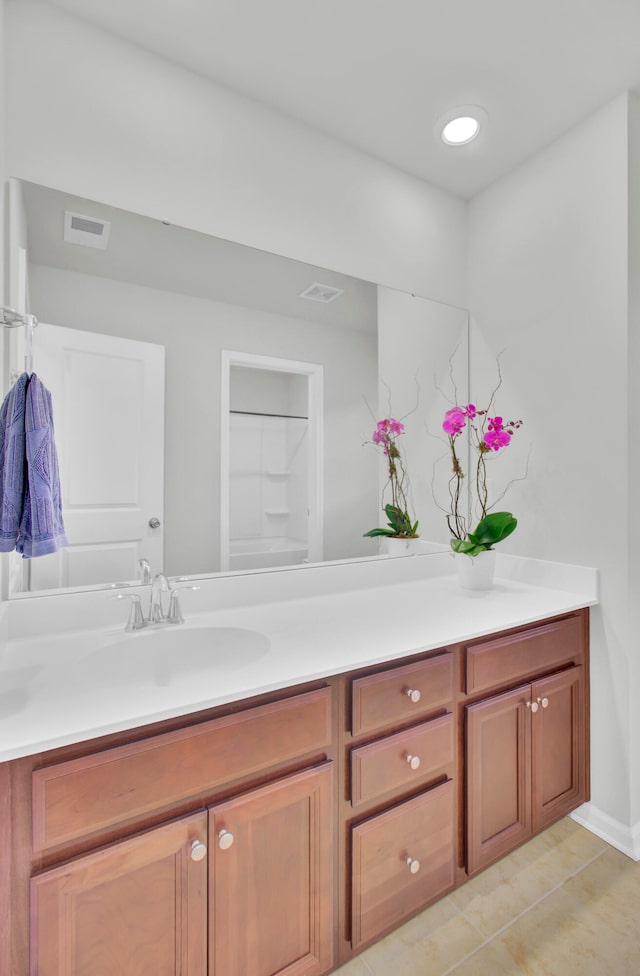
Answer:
[16,374,68,558]
[0,373,29,553]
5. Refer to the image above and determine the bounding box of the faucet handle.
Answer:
[167,585,200,624]
[113,593,147,632]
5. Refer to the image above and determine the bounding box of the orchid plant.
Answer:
[364,418,419,539]
[443,402,522,556]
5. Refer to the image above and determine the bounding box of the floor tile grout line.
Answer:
[436,846,610,976]
[351,840,612,976]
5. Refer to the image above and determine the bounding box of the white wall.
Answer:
[377,288,469,545]
[4,0,467,308]
[469,94,636,848]
[28,263,380,574]
[627,94,640,836]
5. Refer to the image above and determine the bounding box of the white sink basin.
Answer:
[79,626,271,687]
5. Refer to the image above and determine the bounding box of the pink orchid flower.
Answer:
[484,428,512,451]
[443,407,467,436]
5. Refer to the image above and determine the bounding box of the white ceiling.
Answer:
[44,0,640,199]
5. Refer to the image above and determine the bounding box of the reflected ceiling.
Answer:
[23,182,377,334]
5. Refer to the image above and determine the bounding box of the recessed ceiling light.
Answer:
[442,116,480,145]
[435,105,487,147]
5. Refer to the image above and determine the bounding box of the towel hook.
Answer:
[1,306,39,374]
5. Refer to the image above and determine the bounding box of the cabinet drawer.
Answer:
[351,713,453,807]
[351,652,453,736]
[32,687,332,852]
[351,779,454,948]
[465,615,583,696]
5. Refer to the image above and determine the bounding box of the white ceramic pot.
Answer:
[382,536,420,556]
[453,549,496,590]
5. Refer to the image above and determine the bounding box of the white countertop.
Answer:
[0,552,598,763]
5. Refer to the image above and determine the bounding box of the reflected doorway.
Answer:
[220,351,323,571]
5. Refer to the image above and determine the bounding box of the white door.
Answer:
[26,324,165,592]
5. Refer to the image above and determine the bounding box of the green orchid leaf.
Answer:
[363,527,396,537]
[384,505,405,528]
[471,512,517,545]
[450,538,485,556]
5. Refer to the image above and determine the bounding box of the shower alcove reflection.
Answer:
[221,352,323,572]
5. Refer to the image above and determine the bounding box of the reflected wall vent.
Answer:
[298,282,344,303]
[64,211,111,250]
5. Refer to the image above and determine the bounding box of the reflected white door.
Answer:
[26,324,165,592]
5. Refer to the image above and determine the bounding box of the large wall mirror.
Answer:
[4,178,468,597]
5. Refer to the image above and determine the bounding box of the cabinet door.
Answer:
[532,666,585,832]
[466,684,532,875]
[209,762,334,976]
[30,811,208,976]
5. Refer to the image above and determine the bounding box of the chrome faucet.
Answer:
[149,573,170,623]
[114,563,200,630]
[138,557,152,585]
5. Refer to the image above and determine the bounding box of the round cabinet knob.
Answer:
[405,754,421,770]
[537,697,549,709]
[148,517,161,529]
[190,840,207,862]
[405,688,421,703]
[218,828,234,850]
[526,700,539,713]
[405,856,421,875]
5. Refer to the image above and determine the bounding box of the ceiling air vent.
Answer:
[64,211,111,250]
[298,282,344,304]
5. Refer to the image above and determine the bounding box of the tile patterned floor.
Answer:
[335,818,640,976]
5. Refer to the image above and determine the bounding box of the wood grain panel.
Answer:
[532,666,585,831]
[33,687,331,852]
[210,762,334,976]
[351,779,455,949]
[0,763,10,976]
[30,810,207,976]
[466,684,532,874]
[351,652,453,736]
[465,614,582,695]
[350,712,453,807]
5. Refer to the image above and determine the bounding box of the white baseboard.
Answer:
[570,803,640,861]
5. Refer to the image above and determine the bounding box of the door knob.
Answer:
[405,856,421,874]
[405,754,421,770]
[148,517,161,529]
[405,688,421,703]
[218,828,234,850]
[190,840,207,862]
[537,697,549,709]
[526,700,539,713]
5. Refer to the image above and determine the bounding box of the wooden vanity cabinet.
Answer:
[464,613,588,876]
[1,608,590,976]
[27,686,336,976]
